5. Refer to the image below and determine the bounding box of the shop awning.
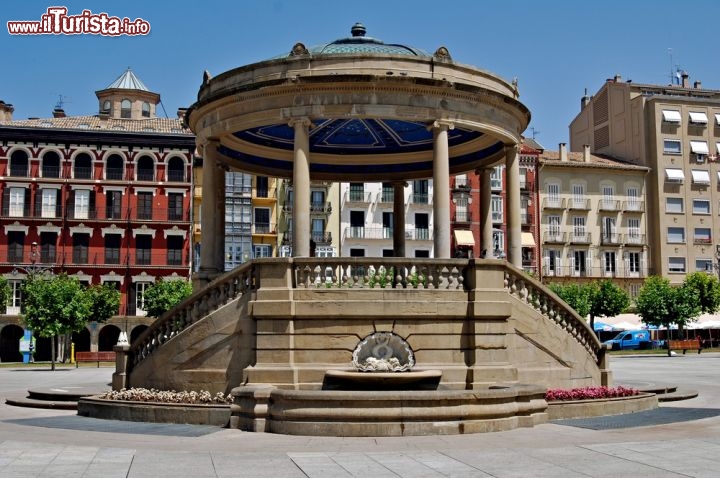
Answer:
[454,229,475,246]
[521,232,536,247]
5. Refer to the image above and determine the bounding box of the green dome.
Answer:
[300,23,430,57]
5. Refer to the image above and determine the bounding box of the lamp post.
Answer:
[12,241,54,278]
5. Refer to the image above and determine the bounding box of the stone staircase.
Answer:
[5,386,105,410]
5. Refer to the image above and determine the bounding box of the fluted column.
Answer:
[290,117,311,257]
[432,121,453,258]
[392,181,407,257]
[196,139,226,289]
[505,144,521,267]
[479,167,493,258]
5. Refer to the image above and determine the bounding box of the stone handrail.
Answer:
[503,265,603,360]
[291,258,469,290]
[128,262,256,369]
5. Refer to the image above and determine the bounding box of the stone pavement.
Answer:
[1,354,720,477]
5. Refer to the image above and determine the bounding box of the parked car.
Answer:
[603,330,655,350]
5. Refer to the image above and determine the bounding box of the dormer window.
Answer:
[142,102,150,118]
[120,99,132,118]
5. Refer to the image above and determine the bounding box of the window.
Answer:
[490,166,502,190]
[667,227,685,243]
[254,208,271,233]
[350,248,365,257]
[349,210,364,238]
[546,183,560,207]
[137,192,153,220]
[9,150,29,177]
[7,280,22,314]
[545,249,560,276]
[694,228,712,244]
[491,195,503,222]
[311,190,325,211]
[106,154,124,180]
[493,230,505,256]
[663,140,681,154]
[381,183,394,203]
[382,212,393,239]
[573,250,587,276]
[167,236,183,265]
[627,218,641,244]
[602,217,616,242]
[666,197,683,213]
[72,233,89,264]
[136,235,152,265]
[134,282,151,315]
[456,195,470,222]
[42,151,60,178]
[311,218,325,242]
[571,183,585,208]
[415,250,430,258]
[253,244,272,258]
[256,176,269,198]
[668,257,686,273]
[601,185,614,209]
[168,193,183,221]
[573,216,586,240]
[7,231,24,263]
[142,102,150,118]
[696,258,714,272]
[105,234,121,264]
[39,189,59,218]
[412,180,429,204]
[548,215,561,240]
[7,187,27,217]
[106,190,122,219]
[120,99,132,118]
[604,251,616,274]
[136,156,154,181]
[693,199,711,215]
[40,232,56,263]
[628,252,641,274]
[102,100,111,113]
[349,183,365,201]
[383,249,394,257]
[166,157,185,182]
[662,109,681,123]
[626,187,639,210]
[74,153,92,179]
[415,213,429,240]
[73,189,91,219]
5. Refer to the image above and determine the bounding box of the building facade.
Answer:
[570,74,720,283]
[0,69,194,361]
[538,144,650,296]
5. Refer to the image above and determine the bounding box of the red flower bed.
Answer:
[545,386,640,402]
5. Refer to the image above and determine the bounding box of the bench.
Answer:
[75,351,116,367]
[668,339,702,355]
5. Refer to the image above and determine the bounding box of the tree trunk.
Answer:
[50,335,56,371]
[666,322,672,357]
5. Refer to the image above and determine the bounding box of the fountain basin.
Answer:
[322,369,442,391]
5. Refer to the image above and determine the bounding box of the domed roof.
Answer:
[302,23,430,57]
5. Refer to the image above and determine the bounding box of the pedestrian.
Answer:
[28,341,34,363]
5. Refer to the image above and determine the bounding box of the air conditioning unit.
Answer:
[696,154,706,163]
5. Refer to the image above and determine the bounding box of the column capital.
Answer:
[428,119,455,131]
[288,116,313,129]
[392,180,408,188]
[504,143,519,155]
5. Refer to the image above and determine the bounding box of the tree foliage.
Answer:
[87,283,121,323]
[636,276,701,336]
[683,271,720,314]
[588,279,630,330]
[142,279,193,318]
[549,282,592,318]
[0,276,10,309]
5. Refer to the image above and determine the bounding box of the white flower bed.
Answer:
[99,388,232,404]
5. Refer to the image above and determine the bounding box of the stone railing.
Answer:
[291,258,468,290]
[128,262,256,369]
[503,265,603,360]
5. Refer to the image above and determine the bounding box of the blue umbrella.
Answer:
[593,321,616,331]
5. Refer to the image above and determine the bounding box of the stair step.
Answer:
[5,396,78,410]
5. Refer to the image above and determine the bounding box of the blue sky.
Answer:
[2,1,719,150]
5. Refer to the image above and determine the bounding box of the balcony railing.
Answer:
[311,232,333,244]
[166,170,186,182]
[136,170,155,182]
[569,232,592,244]
[600,233,621,245]
[73,167,93,179]
[409,193,432,205]
[543,231,566,243]
[310,201,332,214]
[542,198,566,209]
[568,198,591,210]
[344,191,373,204]
[454,212,472,223]
[41,167,61,178]
[376,191,394,204]
[253,187,277,199]
[9,165,29,177]
[623,233,645,245]
[598,200,621,211]
[622,200,645,212]
[542,265,649,279]
[452,177,471,189]
[407,228,431,241]
[252,223,277,235]
[106,168,125,180]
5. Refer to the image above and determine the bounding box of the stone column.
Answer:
[479,168,493,258]
[505,144,521,267]
[392,181,407,257]
[290,118,311,257]
[432,121,453,258]
[196,139,225,288]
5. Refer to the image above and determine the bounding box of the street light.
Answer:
[12,241,54,278]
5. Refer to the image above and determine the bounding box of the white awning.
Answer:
[689,111,708,124]
[691,170,710,184]
[690,140,709,154]
[665,168,685,181]
[521,232,536,247]
[715,113,720,126]
[662,110,681,123]
[717,142,720,155]
[454,229,475,246]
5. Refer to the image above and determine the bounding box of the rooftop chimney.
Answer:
[681,71,690,88]
[52,108,66,118]
[583,144,591,162]
[580,88,590,110]
[177,107,187,120]
[0,100,13,122]
[694,80,703,89]
[559,143,568,162]
[614,74,622,83]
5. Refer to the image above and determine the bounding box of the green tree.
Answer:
[0,276,10,311]
[142,279,193,318]
[21,274,93,370]
[683,271,720,314]
[588,280,630,332]
[636,276,701,356]
[548,283,592,318]
[87,284,121,323]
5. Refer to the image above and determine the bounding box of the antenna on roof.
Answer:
[159,100,169,118]
[55,94,66,110]
[529,127,540,140]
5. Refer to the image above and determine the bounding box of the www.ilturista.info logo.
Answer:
[7,7,150,36]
